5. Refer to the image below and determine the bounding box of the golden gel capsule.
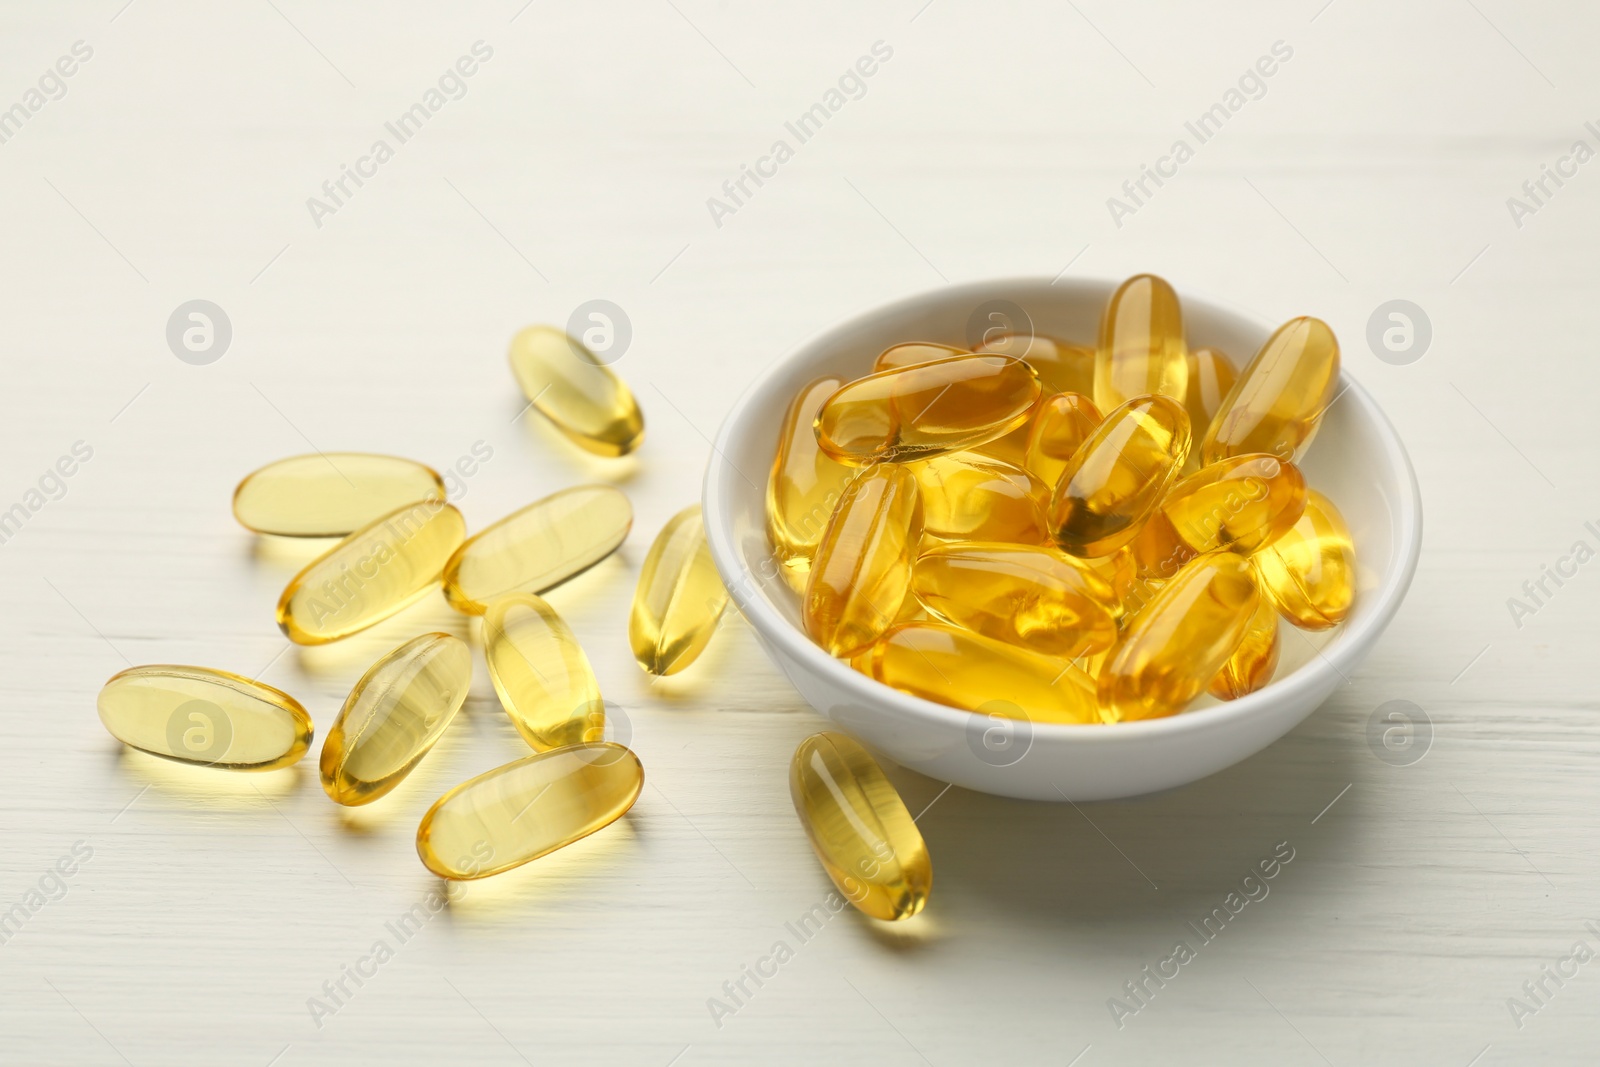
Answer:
[1161,453,1307,555]
[320,633,470,805]
[508,325,645,457]
[98,665,312,770]
[1084,544,1138,618]
[443,485,631,615]
[1202,316,1340,465]
[768,377,855,586]
[790,732,931,921]
[630,504,729,675]
[909,452,1049,545]
[1095,274,1188,413]
[814,355,1041,464]
[484,594,603,750]
[278,499,466,645]
[1183,347,1238,463]
[416,742,643,879]
[1049,394,1190,558]
[1209,593,1280,700]
[873,341,966,372]
[1253,490,1356,630]
[805,464,923,657]
[1023,392,1103,488]
[1099,552,1260,722]
[977,334,1097,397]
[1130,508,1196,582]
[232,453,446,537]
[854,621,1098,724]
[911,542,1117,659]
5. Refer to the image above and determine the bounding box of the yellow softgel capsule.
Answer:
[232,453,446,538]
[854,621,1098,724]
[814,355,1041,465]
[911,542,1117,659]
[1094,274,1188,413]
[416,742,643,879]
[908,452,1050,545]
[1183,347,1238,464]
[977,334,1097,397]
[484,594,603,751]
[1084,544,1138,618]
[1099,552,1261,722]
[1049,394,1191,558]
[804,464,923,657]
[872,341,966,372]
[630,504,729,676]
[1202,316,1340,465]
[277,499,466,645]
[442,485,631,615]
[1209,592,1280,700]
[789,732,931,922]
[320,633,471,805]
[1253,490,1356,630]
[508,325,645,457]
[97,665,312,770]
[1129,508,1196,582]
[768,377,855,588]
[1161,453,1307,555]
[1023,391,1103,488]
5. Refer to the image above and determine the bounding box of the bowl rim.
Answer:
[702,275,1423,744]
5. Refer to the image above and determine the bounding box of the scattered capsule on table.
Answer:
[909,452,1050,545]
[1202,316,1339,465]
[320,633,471,806]
[1129,507,1196,582]
[1182,347,1238,467]
[277,499,466,645]
[442,485,631,615]
[630,505,729,676]
[1049,394,1191,558]
[911,542,1117,659]
[97,665,312,770]
[804,464,924,657]
[1253,489,1356,630]
[789,732,931,922]
[232,453,446,538]
[484,594,604,750]
[1209,592,1280,700]
[508,325,645,457]
[814,355,1041,465]
[873,341,966,372]
[1098,552,1261,722]
[1094,274,1188,413]
[768,377,856,589]
[1023,392,1103,488]
[416,742,643,879]
[854,621,1098,724]
[978,334,1097,397]
[1161,453,1307,555]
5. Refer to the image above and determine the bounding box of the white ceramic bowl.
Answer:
[702,277,1422,801]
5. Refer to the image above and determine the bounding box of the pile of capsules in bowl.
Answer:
[769,273,1358,724]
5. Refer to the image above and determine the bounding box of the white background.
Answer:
[1,1,1595,1064]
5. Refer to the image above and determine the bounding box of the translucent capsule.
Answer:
[443,485,631,615]
[320,633,471,805]
[508,325,645,457]
[1209,592,1280,700]
[804,464,923,657]
[1161,454,1307,555]
[484,594,603,751]
[814,355,1041,465]
[1094,274,1188,413]
[768,377,855,587]
[911,542,1117,659]
[630,505,729,675]
[97,665,312,770]
[416,742,643,879]
[232,453,446,537]
[1023,392,1103,488]
[1049,394,1191,558]
[873,341,966,372]
[854,621,1098,724]
[909,452,1049,545]
[1253,490,1356,630]
[1083,544,1138,618]
[1183,347,1238,463]
[278,499,466,645]
[1099,552,1261,722]
[1202,316,1340,465]
[790,732,931,921]
[977,334,1097,397]
[1129,508,1196,582]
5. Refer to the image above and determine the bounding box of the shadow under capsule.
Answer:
[109,743,305,808]
[514,402,644,486]
[246,532,342,573]
[290,591,470,677]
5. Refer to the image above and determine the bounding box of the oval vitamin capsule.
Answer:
[1094,274,1188,413]
[416,742,643,879]
[1202,316,1340,465]
[630,504,729,676]
[1209,592,1280,700]
[1049,394,1191,558]
[908,452,1050,545]
[789,732,932,921]
[277,499,467,645]
[442,485,632,615]
[1129,508,1196,582]
[97,665,313,770]
[320,633,471,805]
[232,453,446,538]
[872,341,966,372]
[1252,489,1356,630]
[1023,392,1103,488]
[484,593,604,750]
[1182,347,1237,465]
[804,464,923,657]
[1160,453,1307,555]
[978,334,1097,397]
[508,325,645,457]
[767,377,855,589]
